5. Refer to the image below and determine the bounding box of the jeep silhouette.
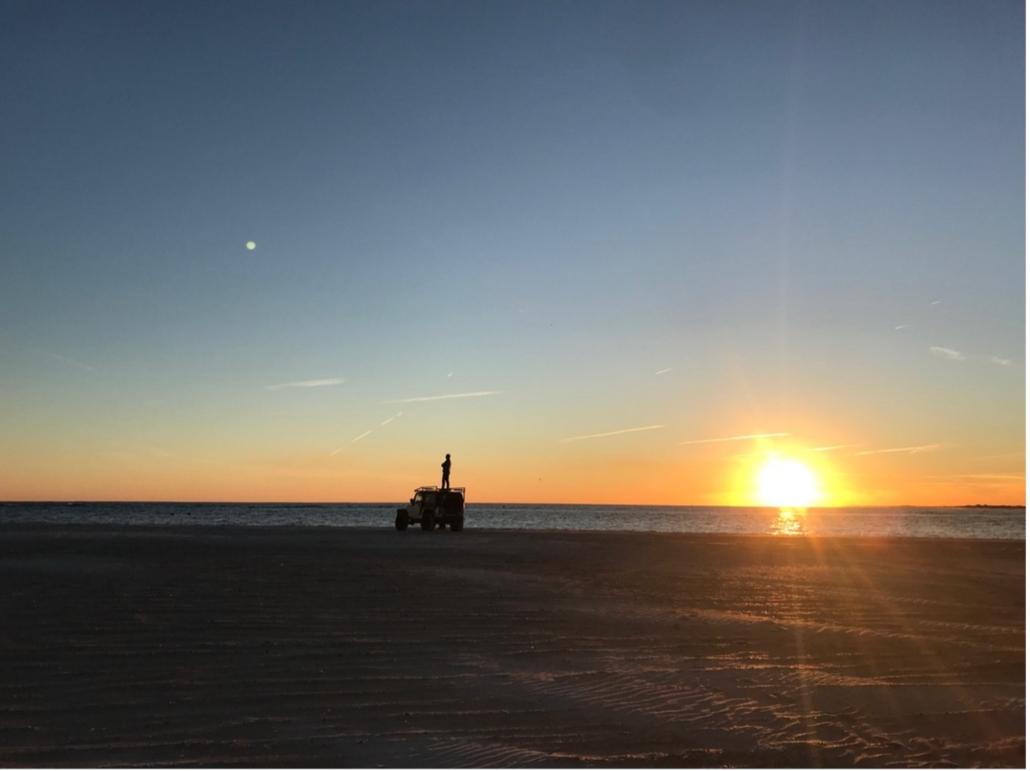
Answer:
[395,487,465,531]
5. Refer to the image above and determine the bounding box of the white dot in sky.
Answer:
[246,241,257,251]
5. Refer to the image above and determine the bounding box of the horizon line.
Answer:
[2,498,1023,509]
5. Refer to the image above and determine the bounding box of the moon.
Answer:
[245,241,257,251]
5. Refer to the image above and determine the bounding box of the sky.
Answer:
[0,0,1024,505]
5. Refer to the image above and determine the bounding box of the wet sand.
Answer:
[0,525,1023,767]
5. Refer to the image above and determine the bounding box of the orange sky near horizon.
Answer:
[3,427,1023,506]
[4,367,1025,506]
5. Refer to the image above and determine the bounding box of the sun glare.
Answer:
[756,456,821,508]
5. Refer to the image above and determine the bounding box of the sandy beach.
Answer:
[0,525,1023,767]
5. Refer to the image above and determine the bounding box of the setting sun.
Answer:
[756,456,821,508]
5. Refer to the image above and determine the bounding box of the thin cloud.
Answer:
[41,351,96,372]
[383,390,500,404]
[655,368,673,376]
[929,346,964,361]
[970,451,1025,462]
[808,444,858,453]
[99,450,132,460]
[379,411,403,426]
[893,324,911,331]
[957,473,1023,481]
[989,356,1013,367]
[351,429,373,443]
[930,299,943,306]
[855,444,941,456]
[560,424,665,444]
[679,432,789,446]
[103,446,173,459]
[267,377,346,391]
[925,473,1023,487]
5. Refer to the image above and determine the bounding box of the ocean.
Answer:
[0,502,1023,540]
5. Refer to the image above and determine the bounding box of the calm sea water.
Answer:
[0,502,1024,540]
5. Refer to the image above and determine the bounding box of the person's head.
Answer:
[445,453,450,459]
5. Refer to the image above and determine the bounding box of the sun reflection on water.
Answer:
[771,507,805,536]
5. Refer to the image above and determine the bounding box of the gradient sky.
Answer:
[1,0,1024,504]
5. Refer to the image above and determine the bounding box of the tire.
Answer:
[451,517,464,532]
[421,511,435,531]
[395,510,408,531]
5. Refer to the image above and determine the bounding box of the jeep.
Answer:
[395,487,465,531]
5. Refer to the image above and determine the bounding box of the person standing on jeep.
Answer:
[441,453,451,489]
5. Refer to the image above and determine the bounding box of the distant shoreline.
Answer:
[959,503,1027,508]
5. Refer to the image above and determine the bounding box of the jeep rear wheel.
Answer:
[451,517,464,532]
[395,510,408,531]
[421,512,435,531]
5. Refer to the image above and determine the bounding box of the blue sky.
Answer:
[0,0,1023,502]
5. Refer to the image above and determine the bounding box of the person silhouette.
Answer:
[441,453,451,490]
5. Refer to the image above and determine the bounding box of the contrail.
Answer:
[267,378,345,390]
[679,432,789,446]
[334,412,404,453]
[383,390,500,404]
[929,346,964,361]
[855,444,940,456]
[560,425,664,443]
